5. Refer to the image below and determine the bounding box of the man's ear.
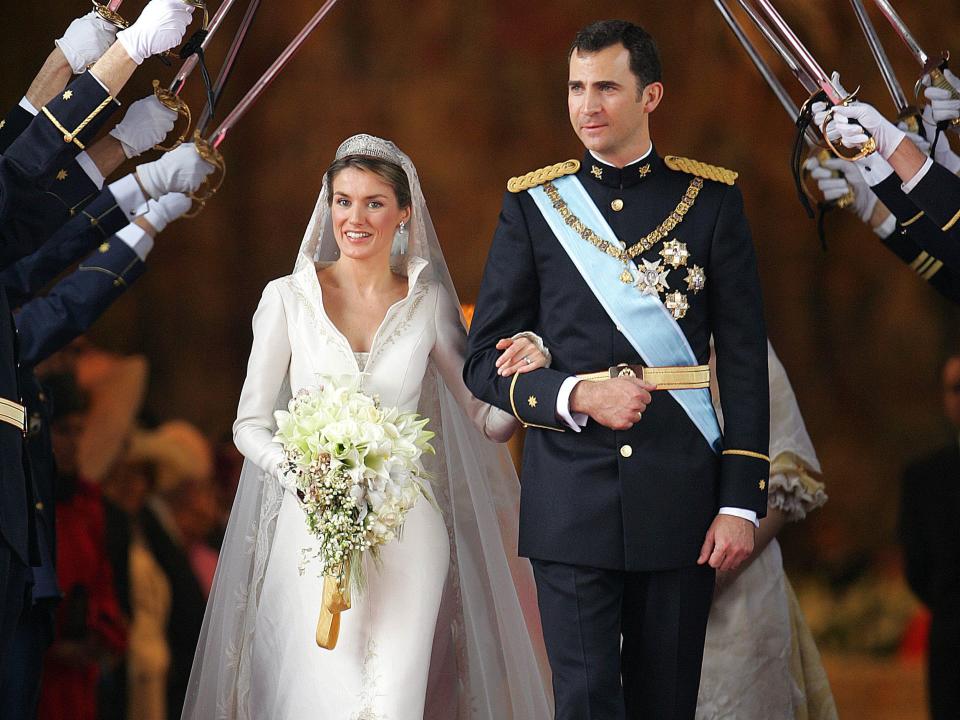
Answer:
[640,82,664,114]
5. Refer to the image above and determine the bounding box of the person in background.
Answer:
[900,354,960,720]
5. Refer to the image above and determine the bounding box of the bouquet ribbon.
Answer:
[316,561,351,649]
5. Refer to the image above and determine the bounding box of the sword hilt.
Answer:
[92,0,129,29]
[802,149,854,210]
[819,88,879,162]
[152,80,192,152]
[917,59,960,130]
[183,130,225,217]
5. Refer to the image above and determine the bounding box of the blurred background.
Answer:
[6,1,960,718]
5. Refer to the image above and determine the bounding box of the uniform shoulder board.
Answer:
[507,159,581,193]
[663,155,738,186]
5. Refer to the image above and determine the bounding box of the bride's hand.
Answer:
[495,334,549,376]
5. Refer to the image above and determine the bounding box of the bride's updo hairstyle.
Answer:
[324,155,412,211]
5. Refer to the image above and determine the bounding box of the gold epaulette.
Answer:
[664,155,738,186]
[507,159,581,193]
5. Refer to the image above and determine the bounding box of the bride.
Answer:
[181,134,554,719]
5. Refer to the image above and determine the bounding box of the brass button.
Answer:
[620,444,633,458]
[611,198,624,212]
[35,501,44,511]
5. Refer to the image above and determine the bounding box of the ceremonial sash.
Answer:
[529,175,722,452]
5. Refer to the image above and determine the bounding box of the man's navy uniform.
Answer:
[0,70,118,667]
[465,148,769,718]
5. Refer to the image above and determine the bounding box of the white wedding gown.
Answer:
[233,257,522,719]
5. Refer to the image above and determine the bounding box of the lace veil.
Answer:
[181,135,553,719]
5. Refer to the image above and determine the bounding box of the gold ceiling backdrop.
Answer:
[6,1,960,559]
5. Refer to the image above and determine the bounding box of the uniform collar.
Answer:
[583,145,661,189]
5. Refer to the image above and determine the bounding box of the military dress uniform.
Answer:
[0,70,118,668]
[464,148,770,719]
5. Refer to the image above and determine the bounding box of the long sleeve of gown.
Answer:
[233,281,291,476]
[430,283,518,443]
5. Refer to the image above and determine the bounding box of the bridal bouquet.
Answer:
[273,376,435,649]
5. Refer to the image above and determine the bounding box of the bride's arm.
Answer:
[430,283,519,443]
[233,281,292,476]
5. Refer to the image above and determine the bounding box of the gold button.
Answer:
[35,501,44,511]
[620,444,633,458]
[611,198,624,212]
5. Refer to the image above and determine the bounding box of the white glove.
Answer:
[922,67,960,122]
[109,95,178,158]
[55,11,117,74]
[141,192,191,232]
[116,0,194,65]
[809,157,877,223]
[135,143,214,199]
[921,105,960,174]
[823,101,906,159]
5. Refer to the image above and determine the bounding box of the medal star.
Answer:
[62,90,73,101]
[659,239,689,268]
[664,291,689,320]
[635,259,670,297]
[685,264,706,293]
[56,169,68,181]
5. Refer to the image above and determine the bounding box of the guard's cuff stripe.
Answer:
[722,449,770,462]
[909,251,930,271]
[922,260,944,281]
[901,210,925,227]
[942,207,960,232]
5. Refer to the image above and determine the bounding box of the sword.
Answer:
[187,0,342,211]
[716,0,852,211]
[871,0,960,128]
[749,0,878,161]
[735,0,820,97]
[849,0,921,133]
[195,0,261,135]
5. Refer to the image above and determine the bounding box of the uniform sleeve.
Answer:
[0,103,35,153]
[233,282,291,476]
[905,160,960,241]
[463,190,569,432]
[430,283,518,443]
[708,184,770,516]
[14,235,145,367]
[1,186,128,308]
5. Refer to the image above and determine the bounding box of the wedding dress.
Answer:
[181,135,552,720]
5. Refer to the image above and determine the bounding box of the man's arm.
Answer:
[463,190,570,431]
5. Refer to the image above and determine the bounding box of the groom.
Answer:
[464,19,770,719]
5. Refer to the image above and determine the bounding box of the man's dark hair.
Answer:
[568,20,662,93]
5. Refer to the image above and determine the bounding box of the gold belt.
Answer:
[577,363,711,390]
[0,397,26,433]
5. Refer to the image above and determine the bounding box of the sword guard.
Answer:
[183,130,225,217]
[820,90,879,162]
[92,0,129,29]
[152,79,192,152]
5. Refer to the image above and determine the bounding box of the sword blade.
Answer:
[871,0,929,67]
[107,0,123,11]
[736,0,819,97]
[169,0,243,94]
[715,0,817,145]
[850,0,911,114]
[196,0,261,134]
[208,0,341,147]
[751,0,843,103]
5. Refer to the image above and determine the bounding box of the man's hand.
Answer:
[116,0,195,66]
[56,11,118,74]
[135,142,215,198]
[110,95,179,159]
[569,377,654,431]
[697,514,755,572]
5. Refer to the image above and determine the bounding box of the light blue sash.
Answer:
[529,175,722,452]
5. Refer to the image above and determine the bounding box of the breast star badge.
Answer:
[664,291,689,320]
[527,396,538,408]
[635,259,670,297]
[659,239,689,268]
[685,265,706,293]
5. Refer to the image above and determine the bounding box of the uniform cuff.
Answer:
[75,151,105,189]
[115,223,153,261]
[872,212,897,239]
[556,376,587,432]
[718,507,759,528]
[108,173,148,220]
[18,96,38,116]
[902,157,933,194]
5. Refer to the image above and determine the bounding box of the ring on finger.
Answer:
[637,411,643,420]
[523,356,531,365]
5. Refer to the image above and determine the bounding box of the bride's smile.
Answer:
[330,167,410,262]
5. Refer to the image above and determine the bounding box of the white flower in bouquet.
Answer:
[273,376,435,591]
